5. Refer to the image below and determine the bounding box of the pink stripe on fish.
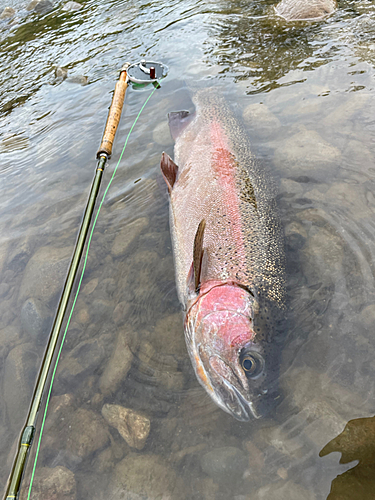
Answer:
[210,120,247,272]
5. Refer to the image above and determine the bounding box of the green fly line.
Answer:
[27,83,159,499]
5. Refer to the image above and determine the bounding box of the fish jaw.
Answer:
[184,282,278,421]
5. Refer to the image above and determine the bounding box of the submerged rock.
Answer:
[65,408,109,459]
[26,0,54,13]
[62,1,82,11]
[21,297,51,344]
[200,447,248,482]
[23,465,76,500]
[0,7,15,19]
[19,246,71,306]
[111,453,181,499]
[4,343,39,432]
[111,217,148,257]
[101,404,150,450]
[275,0,336,21]
[99,327,135,395]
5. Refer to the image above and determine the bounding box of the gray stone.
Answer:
[4,343,39,431]
[27,0,53,13]
[275,0,336,21]
[0,283,10,298]
[200,447,248,482]
[242,103,281,139]
[0,324,22,357]
[90,299,111,323]
[0,7,15,19]
[274,126,340,178]
[152,121,174,146]
[58,338,106,386]
[62,1,82,11]
[153,313,186,358]
[55,66,68,79]
[110,453,181,499]
[111,217,148,257]
[101,404,150,450]
[21,465,76,500]
[64,409,109,459]
[99,327,135,395]
[19,246,71,306]
[21,297,50,344]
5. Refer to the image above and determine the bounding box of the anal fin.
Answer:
[160,152,178,193]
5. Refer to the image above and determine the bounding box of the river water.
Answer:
[1,0,375,498]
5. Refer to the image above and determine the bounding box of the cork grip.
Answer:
[97,70,128,158]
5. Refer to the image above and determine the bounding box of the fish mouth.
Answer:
[217,377,261,422]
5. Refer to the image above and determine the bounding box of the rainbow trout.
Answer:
[160,91,285,421]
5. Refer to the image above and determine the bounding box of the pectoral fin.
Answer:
[160,152,178,193]
[193,219,206,292]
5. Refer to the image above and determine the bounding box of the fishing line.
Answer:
[26,84,159,499]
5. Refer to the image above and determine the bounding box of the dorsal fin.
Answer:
[193,219,206,292]
[160,152,178,193]
[168,110,194,141]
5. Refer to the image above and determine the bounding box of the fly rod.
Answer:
[4,59,168,500]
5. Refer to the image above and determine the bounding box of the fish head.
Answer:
[185,283,281,421]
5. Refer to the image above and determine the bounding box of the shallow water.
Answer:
[1,0,375,498]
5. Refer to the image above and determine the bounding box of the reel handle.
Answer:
[97,64,129,159]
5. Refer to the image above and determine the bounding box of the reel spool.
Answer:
[127,60,169,85]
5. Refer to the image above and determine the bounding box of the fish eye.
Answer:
[240,351,264,378]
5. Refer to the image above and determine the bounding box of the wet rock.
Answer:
[82,278,98,296]
[99,327,135,395]
[242,103,281,139]
[111,453,181,499]
[112,301,131,325]
[19,246,71,306]
[0,7,15,19]
[279,178,304,198]
[200,447,248,482]
[153,121,174,146]
[27,0,53,13]
[76,307,89,324]
[111,217,148,257]
[0,324,21,358]
[90,298,111,323]
[93,446,115,474]
[137,341,185,392]
[23,465,76,500]
[0,283,10,298]
[55,66,68,80]
[57,338,106,387]
[153,313,186,358]
[21,297,51,344]
[325,182,371,220]
[359,303,375,331]
[62,1,82,11]
[66,75,88,85]
[101,404,150,450]
[274,126,340,178]
[4,343,39,431]
[324,93,370,126]
[7,236,34,271]
[254,480,316,500]
[65,408,109,459]
[275,0,336,21]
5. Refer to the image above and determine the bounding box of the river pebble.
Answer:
[21,465,76,500]
[0,7,15,19]
[64,408,109,459]
[57,338,106,387]
[242,103,281,139]
[111,217,148,257]
[275,0,336,21]
[101,404,150,450]
[21,297,51,344]
[153,120,174,146]
[153,312,186,358]
[274,125,340,178]
[4,343,39,432]
[99,327,135,395]
[62,1,82,11]
[19,246,71,306]
[110,453,182,499]
[26,0,54,13]
[200,447,248,483]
